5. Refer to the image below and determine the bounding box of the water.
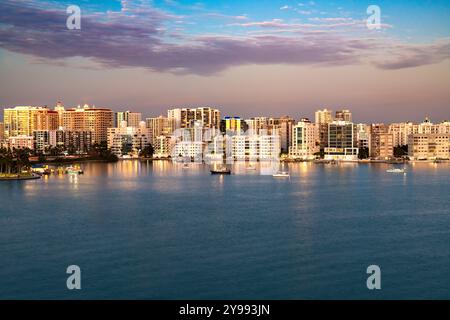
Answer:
[0,161,449,299]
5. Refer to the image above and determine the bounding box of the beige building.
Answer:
[116,111,142,128]
[335,109,352,122]
[408,134,450,160]
[168,107,220,129]
[389,118,450,147]
[146,116,175,144]
[62,104,114,144]
[315,108,333,149]
[370,124,394,159]
[289,118,319,160]
[3,106,58,139]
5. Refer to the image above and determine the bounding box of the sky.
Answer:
[0,0,449,122]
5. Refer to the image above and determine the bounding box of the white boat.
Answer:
[246,165,257,171]
[386,168,406,174]
[273,171,290,178]
[66,165,84,175]
[182,163,190,169]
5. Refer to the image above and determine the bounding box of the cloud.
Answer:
[0,0,449,75]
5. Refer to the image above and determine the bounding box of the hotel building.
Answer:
[289,118,320,160]
[408,134,450,160]
[325,121,358,161]
[62,104,114,144]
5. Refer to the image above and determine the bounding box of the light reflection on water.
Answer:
[0,161,449,299]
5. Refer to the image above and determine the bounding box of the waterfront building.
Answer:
[244,116,293,154]
[315,108,333,149]
[168,107,220,129]
[229,129,280,161]
[289,118,320,160]
[325,121,358,160]
[116,111,142,128]
[146,116,175,144]
[62,104,114,144]
[153,136,172,158]
[50,130,93,154]
[370,124,394,160]
[335,109,352,122]
[8,135,34,150]
[33,130,51,153]
[107,121,151,157]
[356,124,371,149]
[389,118,450,147]
[408,134,450,160]
[3,106,58,139]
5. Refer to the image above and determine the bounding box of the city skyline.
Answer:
[0,0,449,122]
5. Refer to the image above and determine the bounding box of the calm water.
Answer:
[0,161,449,299]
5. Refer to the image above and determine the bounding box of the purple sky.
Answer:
[0,0,449,123]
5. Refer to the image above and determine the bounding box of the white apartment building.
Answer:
[289,119,320,160]
[107,121,151,157]
[229,130,280,161]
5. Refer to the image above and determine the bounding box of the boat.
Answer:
[210,166,231,175]
[273,171,290,178]
[386,168,406,174]
[246,165,257,171]
[182,163,190,169]
[31,164,52,175]
[66,165,84,175]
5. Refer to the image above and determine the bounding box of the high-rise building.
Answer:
[244,116,293,154]
[168,107,220,129]
[315,109,333,149]
[54,101,65,128]
[3,106,59,139]
[335,109,352,122]
[107,121,151,157]
[325,121,358,160]
[146,116,175,143]
[116,111,142,128]
[356,124,371,149]
[220,116,243,134]
[370,124,394,159]
[289,118,319,160]
[62,104,114,144]
[315,109,333,124]
[408,134,450,160]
